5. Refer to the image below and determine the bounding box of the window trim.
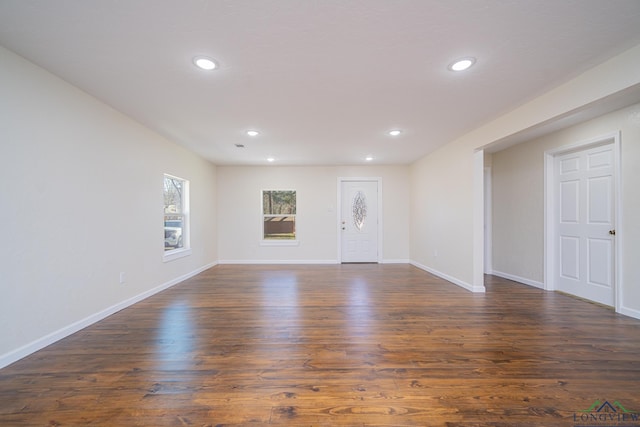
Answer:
[163,174,191,262]
[261,189,298,246]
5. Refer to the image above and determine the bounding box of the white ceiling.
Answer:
[1,0,640,165]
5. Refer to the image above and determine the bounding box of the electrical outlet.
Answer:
[119,272,125,284]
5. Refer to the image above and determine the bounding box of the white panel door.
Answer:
[340,181,379,263]
[556,143,615,306]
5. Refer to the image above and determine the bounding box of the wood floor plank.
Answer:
[1,264,639,426]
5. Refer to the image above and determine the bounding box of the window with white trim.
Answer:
[262,190,296,241]
[164,174,190,259]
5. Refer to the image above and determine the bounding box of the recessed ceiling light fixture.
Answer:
[246,130,260,137]
[365,155,374,161]
[193,56,218,71]
[448,57,476,72]
[388,129,402,137]
[267,157,275,162]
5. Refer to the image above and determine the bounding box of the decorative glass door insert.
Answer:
[352,191,367,231]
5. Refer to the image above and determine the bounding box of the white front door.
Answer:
[340,180,379,263]
[556,143,615,306]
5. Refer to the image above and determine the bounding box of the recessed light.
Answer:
[246,130,260,137]
[448,57,476,72]
[193,56,217,70]
[365,156,374,161]
[267,157,275,162]
[388,129,402,137]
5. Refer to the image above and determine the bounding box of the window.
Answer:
[164,174,190,260]
[262,190,296,242]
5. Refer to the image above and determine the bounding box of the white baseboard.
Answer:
[619,305,640,320]
[0,261,218,370]
[219,259,411,265]
[491,270,544,289]
[218,259,339,265]
[410,260,485,293]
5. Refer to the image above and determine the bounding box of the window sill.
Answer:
[163,248,192,262]
[260,240,300,247]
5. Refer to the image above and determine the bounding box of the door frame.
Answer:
[543,131,622,311]
[337,177,383,263]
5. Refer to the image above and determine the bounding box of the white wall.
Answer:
[0,46,218,366]
[410,43,640,315]
[491,102,640,315]
[217,165,410,263]
[410,141,477,289]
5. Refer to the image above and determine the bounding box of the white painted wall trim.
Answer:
[218,259,339,265]
[411,260,486,293]
[337,177,383,263]
[491,270,545,289]
[0,261,218,370]
[619,305,640,321]
[219,259,423,266]
[544,131,623,312]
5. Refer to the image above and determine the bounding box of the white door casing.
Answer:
[545,134,620,308]
[338,179,381,263]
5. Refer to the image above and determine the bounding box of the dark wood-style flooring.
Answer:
[1,264,639,426]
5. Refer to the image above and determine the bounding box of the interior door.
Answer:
[340,180,379,263]
[556,143,615,306]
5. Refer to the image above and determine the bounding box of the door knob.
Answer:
[609,229,616,235]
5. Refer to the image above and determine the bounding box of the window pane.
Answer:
[262,190,296,241]
[164,215,184,250]
[263,190,296,215]
[164,176,184,214]
[163,174,189,255]
[263,215,296,240]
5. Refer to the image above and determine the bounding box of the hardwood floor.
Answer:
[1,264,639,426]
